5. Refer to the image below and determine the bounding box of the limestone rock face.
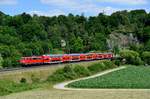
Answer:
[107,32,139,50]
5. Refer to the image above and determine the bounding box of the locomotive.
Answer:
[19,53,113,65]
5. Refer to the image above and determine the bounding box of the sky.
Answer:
[0,0,149,16]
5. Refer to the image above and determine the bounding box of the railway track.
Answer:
[0,59,108,73]
[0,56,119,74]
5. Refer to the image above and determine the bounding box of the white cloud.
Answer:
[29,10,66,16]
[40,0,76,6]
[0,0,17,5]
[40,0,121,15]
[98,0,148,5]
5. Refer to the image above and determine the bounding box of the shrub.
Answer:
[88,61,116,73]
[88,63,105,73]
[20,78,27,83]
[102,60,116,69]
[141,51,150,65]
[73,65,90,77]
[47,61,117,83]
[120,50,143,65]
[47,65,77,83]
[2,58,12,68]
[47,74,66,82]
[133,57,143,65]
[0,87,12,96]
[62,65,77,79]
[113,60,121,66]
[0,80,40,96]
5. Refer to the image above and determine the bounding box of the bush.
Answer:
[47,65,77,83]
[73,65,90,77]
[20,78,27,83]
[88,63,105,73]
[0,80,40,96]
[102,60,117,69]
[47,74,66,82]
[2,58,12,68]
[2,57,21,68]
[141,51,150,65]
[133,57,144,65]
[120,50,143,65]
[113,60,121,66]
[88,61,116,73]
[47,61,117,83]
[0,87,12,96]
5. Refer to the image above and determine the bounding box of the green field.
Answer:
[68,66,150,89]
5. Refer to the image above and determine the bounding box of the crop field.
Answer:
[68,66,150,89]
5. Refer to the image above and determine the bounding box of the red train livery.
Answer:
[19,53,113,65]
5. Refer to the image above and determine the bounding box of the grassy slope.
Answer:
[0,60,104,96]
[68,66,150,89]
[0,61,101,83]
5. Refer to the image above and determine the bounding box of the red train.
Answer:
[19,53,113,65]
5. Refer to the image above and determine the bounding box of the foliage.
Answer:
[20,78,27,83]
[47,61,116,83]
[73,65,90,77]
[88,62,106,73]
[0,9,150,67]
[113,60,121,66]
[0,54,3,68]
[68,66,150,89]
[47,65,77,82]
[141,51,150,65]
[88,60,116,73]
[144,40,150,51]
[120,50,143,65]
[113,45,120,55]
[0,80,40,96]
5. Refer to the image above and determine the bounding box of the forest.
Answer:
[0,9,150,68]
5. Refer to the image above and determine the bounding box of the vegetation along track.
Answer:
[0,60,106,74]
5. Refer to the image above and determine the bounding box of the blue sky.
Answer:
[0,0,149,16]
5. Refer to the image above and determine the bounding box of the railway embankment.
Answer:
[0,60,116,96]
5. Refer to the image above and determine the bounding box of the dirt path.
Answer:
[54,66,126,90]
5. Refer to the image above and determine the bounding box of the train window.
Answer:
[32,57,41,60]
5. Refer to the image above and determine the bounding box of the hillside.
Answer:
[0,9,150,67]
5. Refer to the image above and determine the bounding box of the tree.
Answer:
[47,25,61,48]
[0,54,3,68]
[90,32,107,51]
[143,26,150,42]
[113,45,120,55]
[20,20,47,41]
[1,9,150,68]
[70,37,84,53]
[141,51,150,65]
[144,40,150,51]
[120,50,143,65]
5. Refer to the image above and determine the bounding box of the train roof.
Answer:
[27,52,113,58]
[44,54,63,57]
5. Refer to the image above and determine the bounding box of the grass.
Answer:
[68,66,150,89]
[0,80,39,96]
[0,61,101,83]
[1,88,150,99]
[0,60,106,96]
